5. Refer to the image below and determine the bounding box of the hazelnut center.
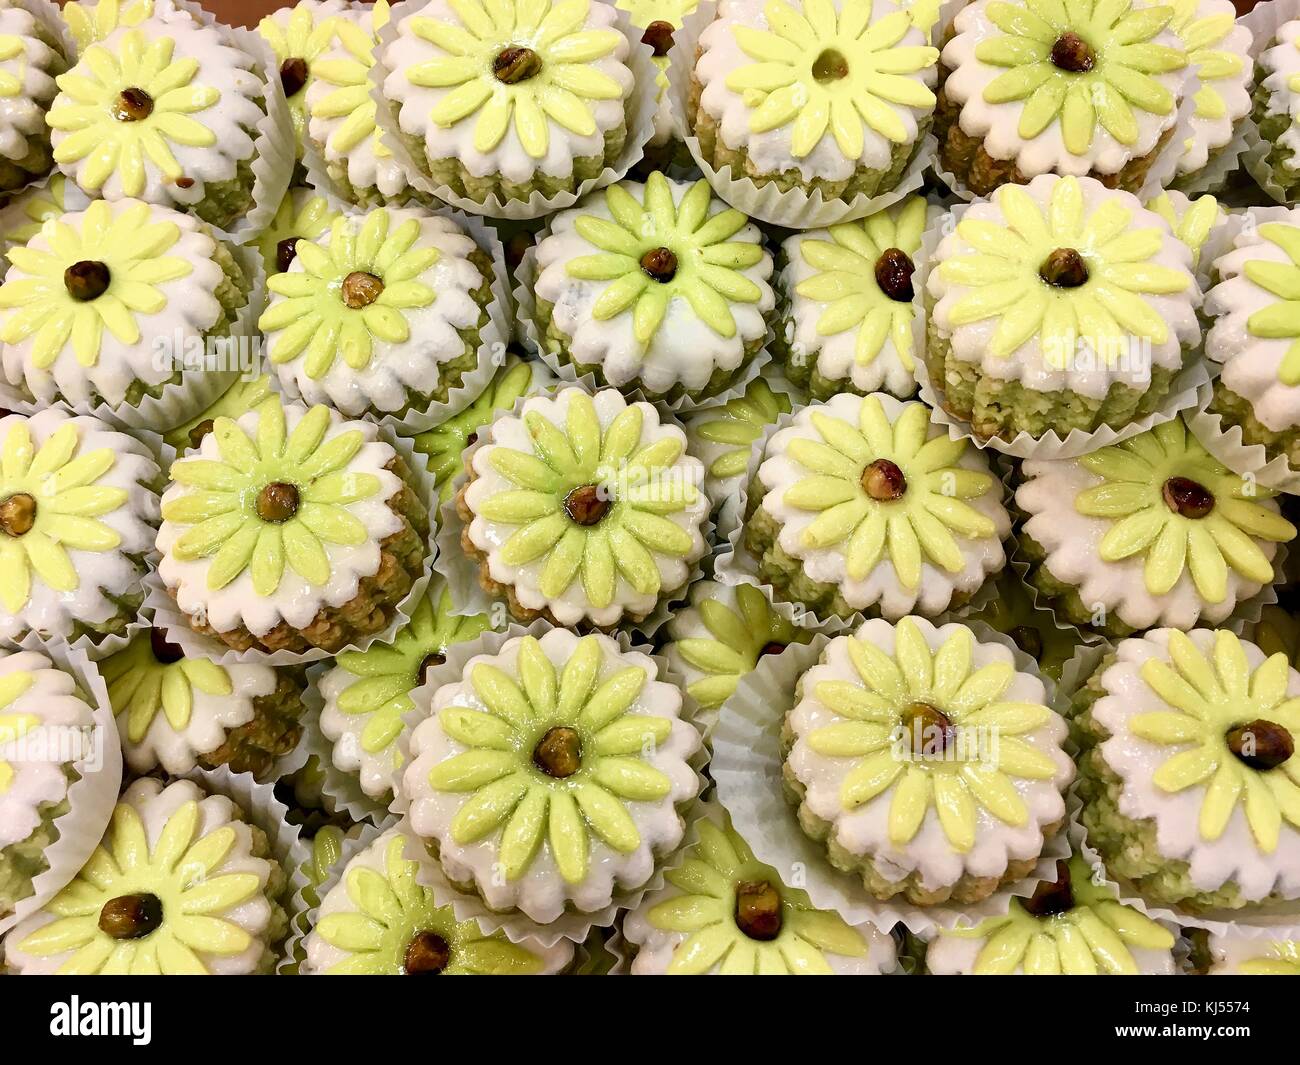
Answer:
[279,56,309,98]
[1038,247,1089,288]
[341,270,384,310]
[276,237,300,274]
[1010,625,1044,662]
[734,879,783,941]
[113,86,155,121]
[418,651,446,687]
[563,484,611,526]
[403,930,450,974]
[759,642,787,657]
[900,700,956,757]
[149,627,185,664]
[861,458,907,501]
[1161,476,1215,519]
[64,260,111,301]
[1020,860,1075,918]
[0,492,36,537]
[1225,719,1295,771]
[532,726,582,779]
[187,418,216,450]
[98,892,164,940]
[493,45,542,84]
[639,247,678,283]
[874,248,915,303]
[641,20,675,57]
[1050,31,1094,72]
[255,481,300,523]
[811,47,849,82]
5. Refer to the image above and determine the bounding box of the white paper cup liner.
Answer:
[430,386,713,639]
[0,632,122,936]
[666,0,934,228]
[390,621,709,945]
[23,0,77,64]
[711,398,1012,634]
[712,621,1073,936]
[1186,378,1300,493]
[179,764,312,971]
[613,798,904,974]
[930,0,1202,204]
[371,0,659,220]
[144,426,437,666]
[915,203,1213,459]
[1241,0,1300,206]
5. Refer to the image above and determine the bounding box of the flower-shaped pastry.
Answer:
[319,581,493,799]
[536,174,774,397]
[398,0,627,161]
[935,176,1191,362]
[1228,221,1300,385]
[413,356,549,502]
[1021,419,1294,629]
[305,830,571,974]
[259,207,491,417]
[780,195,928,398]
[404,630,701,923]
[62,0,176,52]
[1146,190,1222,271]
[258,0,349,153]
[926,856,1177,974]
[1166,0,1250,178]
[726,1,937,160]
[0,174,92,261]
[1208,937,1300,975]
[785,616,1073,902]
[623,809,896,974]
[664,580,808,712]
[0,410,159,644]
[753,392,1010,619]
[462,388,710,628]
[6,778,285,975]
[255,187,342,279]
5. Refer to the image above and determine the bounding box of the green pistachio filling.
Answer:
[566,173,764,346]
[725,3,938,159]
[1075,418,1294,601]
[778,397,997,589]
[427,635,675,884]
[646,815,869,974]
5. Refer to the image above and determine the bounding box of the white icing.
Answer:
[927,174,1200,399]
[662,579,751,691]
[0,650,96,850]
[265,208,488,417]
[1091,630,1300,902]
[1170,0,1250,177]
[4,778,280,974]
[940,0,1185,178]
[1017,447,1282,630]
[0,198,226,409]
[1258,19,1300,178]
[112,643,278,776]
[533,177,774,394]
[1206,207,1300,432]
[694,0,936,183]
[0,174,92,261]
[381,0,635,184]
[778,198,936,397]
[758,392,1011,617]
[0,4,61,168]
[156,402,407,639]
[682,378,789,505]
[1207,932,1300,974]
[786,617,1074,892]
[464,387,710,628]
[50,18,268,214]
[305,2,411,199]
[0,409,160,644]
[303,828,573,974]
[403,630,701,924]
